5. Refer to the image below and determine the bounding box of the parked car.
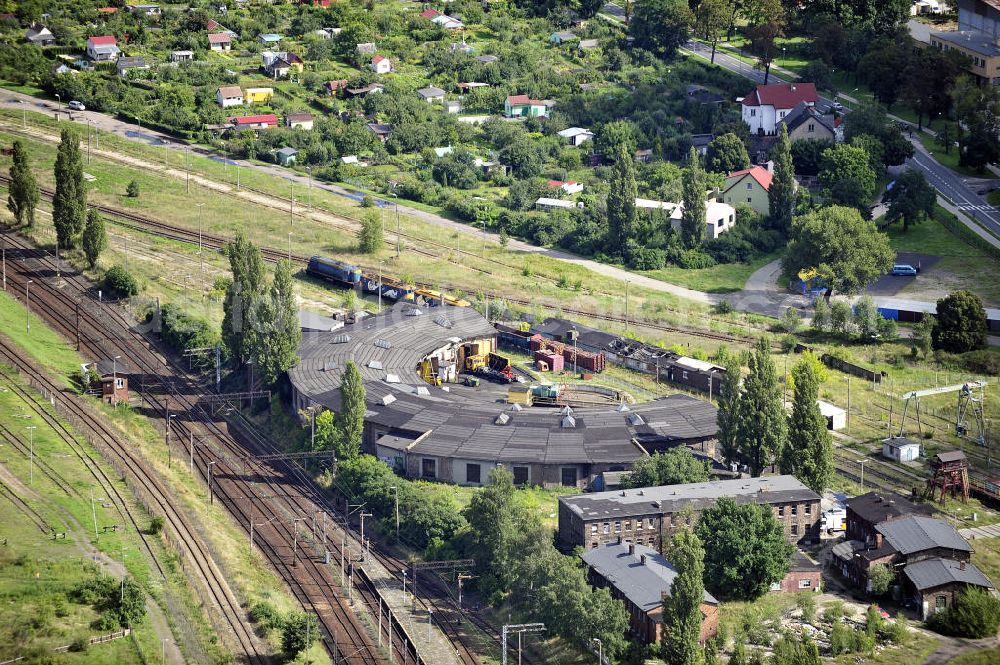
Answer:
[831,101,844,112]
[891,264,918,276]
[68,100,85,111]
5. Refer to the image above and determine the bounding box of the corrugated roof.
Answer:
[582,543,717,614]
[904,558,994,591]
[876,516,971,555]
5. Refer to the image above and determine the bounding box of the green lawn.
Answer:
[915,129,986,178]
[642,252,780,294]
[970,536,1000,587]
[950,648,1000,665]
[833,630,939,665]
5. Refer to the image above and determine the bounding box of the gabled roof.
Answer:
[286,113,313,123]
[904,558,994,592]
[325,79,348,91]
[275,146,298,157]
[883,436,920,450]
[419,8,443,18]
[88,35,117,46]
[417,86,446,98]
[366,122,392,134]
[117,56,147,68]
[582,543,718,615]
[557,127,593,138]
[372,54,389,64]
[876,516,972,556]
[845,491,930,525]
[780,101,835,134]
[741,82,817,109]
[726,165,773,192]
[233,114,278,125]
[218,85,243,97]
[208,32,232,43]
[507,94,543,106]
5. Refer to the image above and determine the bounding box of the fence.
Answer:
[821,354,883,384]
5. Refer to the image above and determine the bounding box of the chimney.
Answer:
[960,561,966,570]
[628,544,635,556]
[875,533,883,548]
[640,554,647,566]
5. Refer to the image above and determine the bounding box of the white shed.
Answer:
[882,437,921,462]
[817,400,846,431]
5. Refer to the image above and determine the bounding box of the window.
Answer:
[770,581,782,591]
[778,506,785,517]
[614,521,621,532]
[791,524,799,536]
[466,463,481,484]
[791,505,798,516]
[807,123,815,133]
[624,520,631,531]
[799,579,812,589]
[115,378,125,389]
[512,465,529,485]
[421,458,436,479]
[590,524,598,534]
[561,467,577,487]
[779,111,786,118]
[746,182,753,190]
[682,371,689,380]
[747,197,753,203]
[647,518,655,530]
[602,523,609,534]
[805,504,811,515]
[750,109,756,116]
[936,595,948,610]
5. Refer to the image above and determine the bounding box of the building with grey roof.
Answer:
[582,542,719,645]
[876,515,972,557]
[904,558,995,619]
[558,475,820,552]
[288,304,720,488]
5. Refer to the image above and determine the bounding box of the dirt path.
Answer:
[922,634,999,664]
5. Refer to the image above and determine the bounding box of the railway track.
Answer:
[0,231,486,664]
[0,172,753,347]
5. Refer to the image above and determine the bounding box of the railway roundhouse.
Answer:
[288,305,719,488]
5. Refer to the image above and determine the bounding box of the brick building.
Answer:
[845,491,932,546]
[557,475,821,553]
[581,542,719,645]
[904,558,996,620]
[771,551,822,594]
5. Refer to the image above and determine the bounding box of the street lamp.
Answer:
[591,637,603,664]
[25,279,33,333]
[165,413,177,468]
[55,93,60,117]
[207,460,218,504]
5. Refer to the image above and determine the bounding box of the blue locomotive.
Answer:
[306,256,362,287]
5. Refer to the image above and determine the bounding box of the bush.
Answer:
[126,180,140,198]
[885,616,909,644]
[627,246,667,270]
[714,300,734,315]
[159,303,221,355]
[960,350,1000,375]
[148,516,165,535]
[248,601,284,632]
[797,592,817,624]
[68,637,88,653]
[927,587,1000,638]
[868,563,893,597]
[103,266,140,298]
[676,249,716,269]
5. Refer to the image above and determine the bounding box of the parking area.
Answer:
[866,252,941,296]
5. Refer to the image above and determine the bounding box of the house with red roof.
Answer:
[740,82,817,136]
[86,35,120,61]
[504,94,547,118]
[419,8,443,19]
[229,114,279,131]
[371,54,393,74]
[208,32,232,51]
[723,165,774,217]
[548,180,584,195]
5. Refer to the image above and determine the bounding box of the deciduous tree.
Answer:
[819,144,878,212]
[6,140,38,227]
[53,128,85,249]
[745,0,785,84]
[337,360,366,460]
[737,337,786,476]
[695,497,793,600]
[630,0,693,59]
[607,147,637,259]
[464,466,518,602]
[781,358,832,494]
[768,124,796,233]
[358,209,384,254]
[662,528,706,665]
[247,259,301,386]
[705,133,750,173]
[695,0,733,63]
[933,290,988,353]
[783,206,894,297]
[81,208,107,269]
[680,147,706,249]
[716,349,743,467]
[885,169,936,231]
[622,448,710,488]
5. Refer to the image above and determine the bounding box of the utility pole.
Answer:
[591,638,603,664]
[501,624,545,665]
[359,511,372,560]
[196,202,205,275]
[389,486,399,541]
[26,426,36,485]
[165,413,176,468]
[207,460,218,504]
[858,458,866,490]
[91,488,99,539]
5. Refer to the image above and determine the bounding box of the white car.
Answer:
[68,100,86,111]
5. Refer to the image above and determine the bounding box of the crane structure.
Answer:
[896,380,987,445]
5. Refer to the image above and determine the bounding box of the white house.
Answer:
[371,55,393,74]
[86,35,120,61]
[548,180,584,195]
[667,199,737,240]
[216,85,244,108]
[883,437,921,462]
[417,86,446,103]
[817,400,846,431]
[170,50,194,62]
[208,32,232,51]
[25,24,55,46]
[557,126,595,146]
[740,82,818,136]
[536,197,581,210]
[116,56,149,78]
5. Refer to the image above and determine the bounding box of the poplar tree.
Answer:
[716,349,744,467]
[606,146,637,258]
[680,147,706,248]
[781,359,833,493]
[768,124,796,233]
[247,259,301,385]
[463,466,517,601]
[662,528,706,665]
[222,232,265,362]
[7,140,38,227]
[81,208,107,269]
[337,360,366,460]
[739,337,787,476]
[52,128,86,248]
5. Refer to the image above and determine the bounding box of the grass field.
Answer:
[0,290,330,663]
[950,648,1000,664]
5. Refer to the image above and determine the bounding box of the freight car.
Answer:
[530,336,606,373]
[362,275,415,301]
[306,256,362,287]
